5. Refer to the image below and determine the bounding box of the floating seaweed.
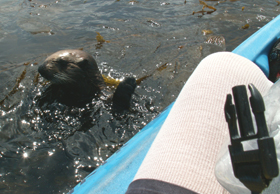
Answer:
[199,0,217,10]
[192,0,216,15]
[135,63,169,85]
[156,63,168,72]
[178,45,184,49]
[153,43,161,53]
[102,75,121,87]
[242,23,250,29]
[0,64,28,107]
[96,32,106,43]
[192,10,214,15]
[33,73,40,85]
[202,29,213,35]
[95,32,110,49]
[0,61,42,108]
[103,62,168,87]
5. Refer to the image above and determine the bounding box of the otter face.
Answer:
[38,50,98,86]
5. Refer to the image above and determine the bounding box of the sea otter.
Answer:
[38,49,136,109]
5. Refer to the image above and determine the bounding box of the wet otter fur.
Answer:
[38,49,136,109]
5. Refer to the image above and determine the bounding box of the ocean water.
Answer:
[0,0,279,193]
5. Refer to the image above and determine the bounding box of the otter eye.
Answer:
[67,63,78,70]
[56,59,68,70]
[77,59,88,69]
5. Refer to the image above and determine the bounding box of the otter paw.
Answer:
[112,77,137,111]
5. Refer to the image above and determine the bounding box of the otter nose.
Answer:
[38,63,53,80]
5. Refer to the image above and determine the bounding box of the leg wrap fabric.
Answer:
[126,52,273,194]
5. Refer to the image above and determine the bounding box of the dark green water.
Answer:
[0,0,279,193]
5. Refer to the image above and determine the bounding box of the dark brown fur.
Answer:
[39,49,106,92]
[38,50,106,106]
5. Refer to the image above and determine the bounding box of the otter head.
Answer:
[38,49,105,93]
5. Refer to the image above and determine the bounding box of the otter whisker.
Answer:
[53,73,76,84]
[59,73,76,83]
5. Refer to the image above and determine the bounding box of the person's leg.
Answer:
[126,52,273,194]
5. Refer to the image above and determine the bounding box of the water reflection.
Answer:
[22,152,28,158]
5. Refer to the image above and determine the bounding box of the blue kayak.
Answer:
[69,14,280,194]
